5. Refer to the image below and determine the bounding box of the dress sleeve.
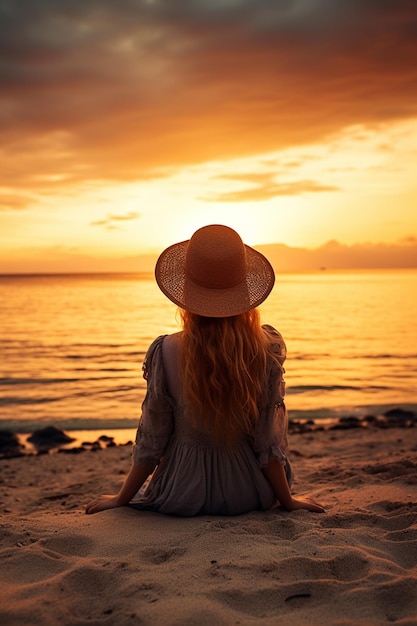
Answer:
[132,335,175,468]
[251,325,289,468]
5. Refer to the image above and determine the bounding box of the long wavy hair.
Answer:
[179,308,280,447]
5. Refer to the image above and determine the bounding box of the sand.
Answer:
[1,425,416,626]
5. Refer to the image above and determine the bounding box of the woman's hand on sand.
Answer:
[85,495,121,515]
[288,497,325,513]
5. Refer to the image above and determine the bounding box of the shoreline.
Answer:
[1,406,415,459]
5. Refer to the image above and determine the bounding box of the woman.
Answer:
[86,225,324,515]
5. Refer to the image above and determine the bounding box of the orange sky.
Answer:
[1,0,417,272]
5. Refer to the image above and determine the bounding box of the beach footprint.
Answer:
[140,545,187,565]
[0,548,68,585]
[38,533,95,557]
[210,579,337,619]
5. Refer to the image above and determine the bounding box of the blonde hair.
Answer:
[179,309,281,447]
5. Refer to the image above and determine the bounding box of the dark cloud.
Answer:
[201,172,338,201]
[1,0,417,197]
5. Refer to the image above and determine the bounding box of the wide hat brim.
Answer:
[155,239,275,317]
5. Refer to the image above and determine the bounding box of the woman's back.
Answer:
[129,325,291,516]
[177,311,285,447]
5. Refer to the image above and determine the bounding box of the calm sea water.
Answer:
[1,270,416,437]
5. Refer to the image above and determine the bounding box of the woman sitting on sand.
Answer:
[86,225,324,516]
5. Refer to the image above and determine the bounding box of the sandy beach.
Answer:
[1,422,416,626]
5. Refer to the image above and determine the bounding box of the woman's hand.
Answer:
[85,495,121,515]
[85,463,153,515]
[286,496,325,513]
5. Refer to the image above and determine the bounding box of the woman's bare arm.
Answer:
[263,459,325,513]
[85,463,154,514]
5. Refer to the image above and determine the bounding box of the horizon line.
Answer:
[1,267,417,277]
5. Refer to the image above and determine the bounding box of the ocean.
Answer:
[1,270,416,442]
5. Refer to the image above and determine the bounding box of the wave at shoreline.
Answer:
[1,407,415,458]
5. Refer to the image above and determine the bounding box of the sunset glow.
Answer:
[1,1,417,272]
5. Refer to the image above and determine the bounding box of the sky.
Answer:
[1,0,417,272]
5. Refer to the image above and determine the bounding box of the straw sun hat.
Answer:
[155,224,275,317]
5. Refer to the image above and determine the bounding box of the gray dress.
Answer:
[130,325,291,516]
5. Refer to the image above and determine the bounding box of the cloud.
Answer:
[201,171,339,201]
[398,235,417,245]
[2,236,415,274]
[256,238,417,271]
[90,211,140,229]
[0,192,38,210]
[1,1,417,195]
